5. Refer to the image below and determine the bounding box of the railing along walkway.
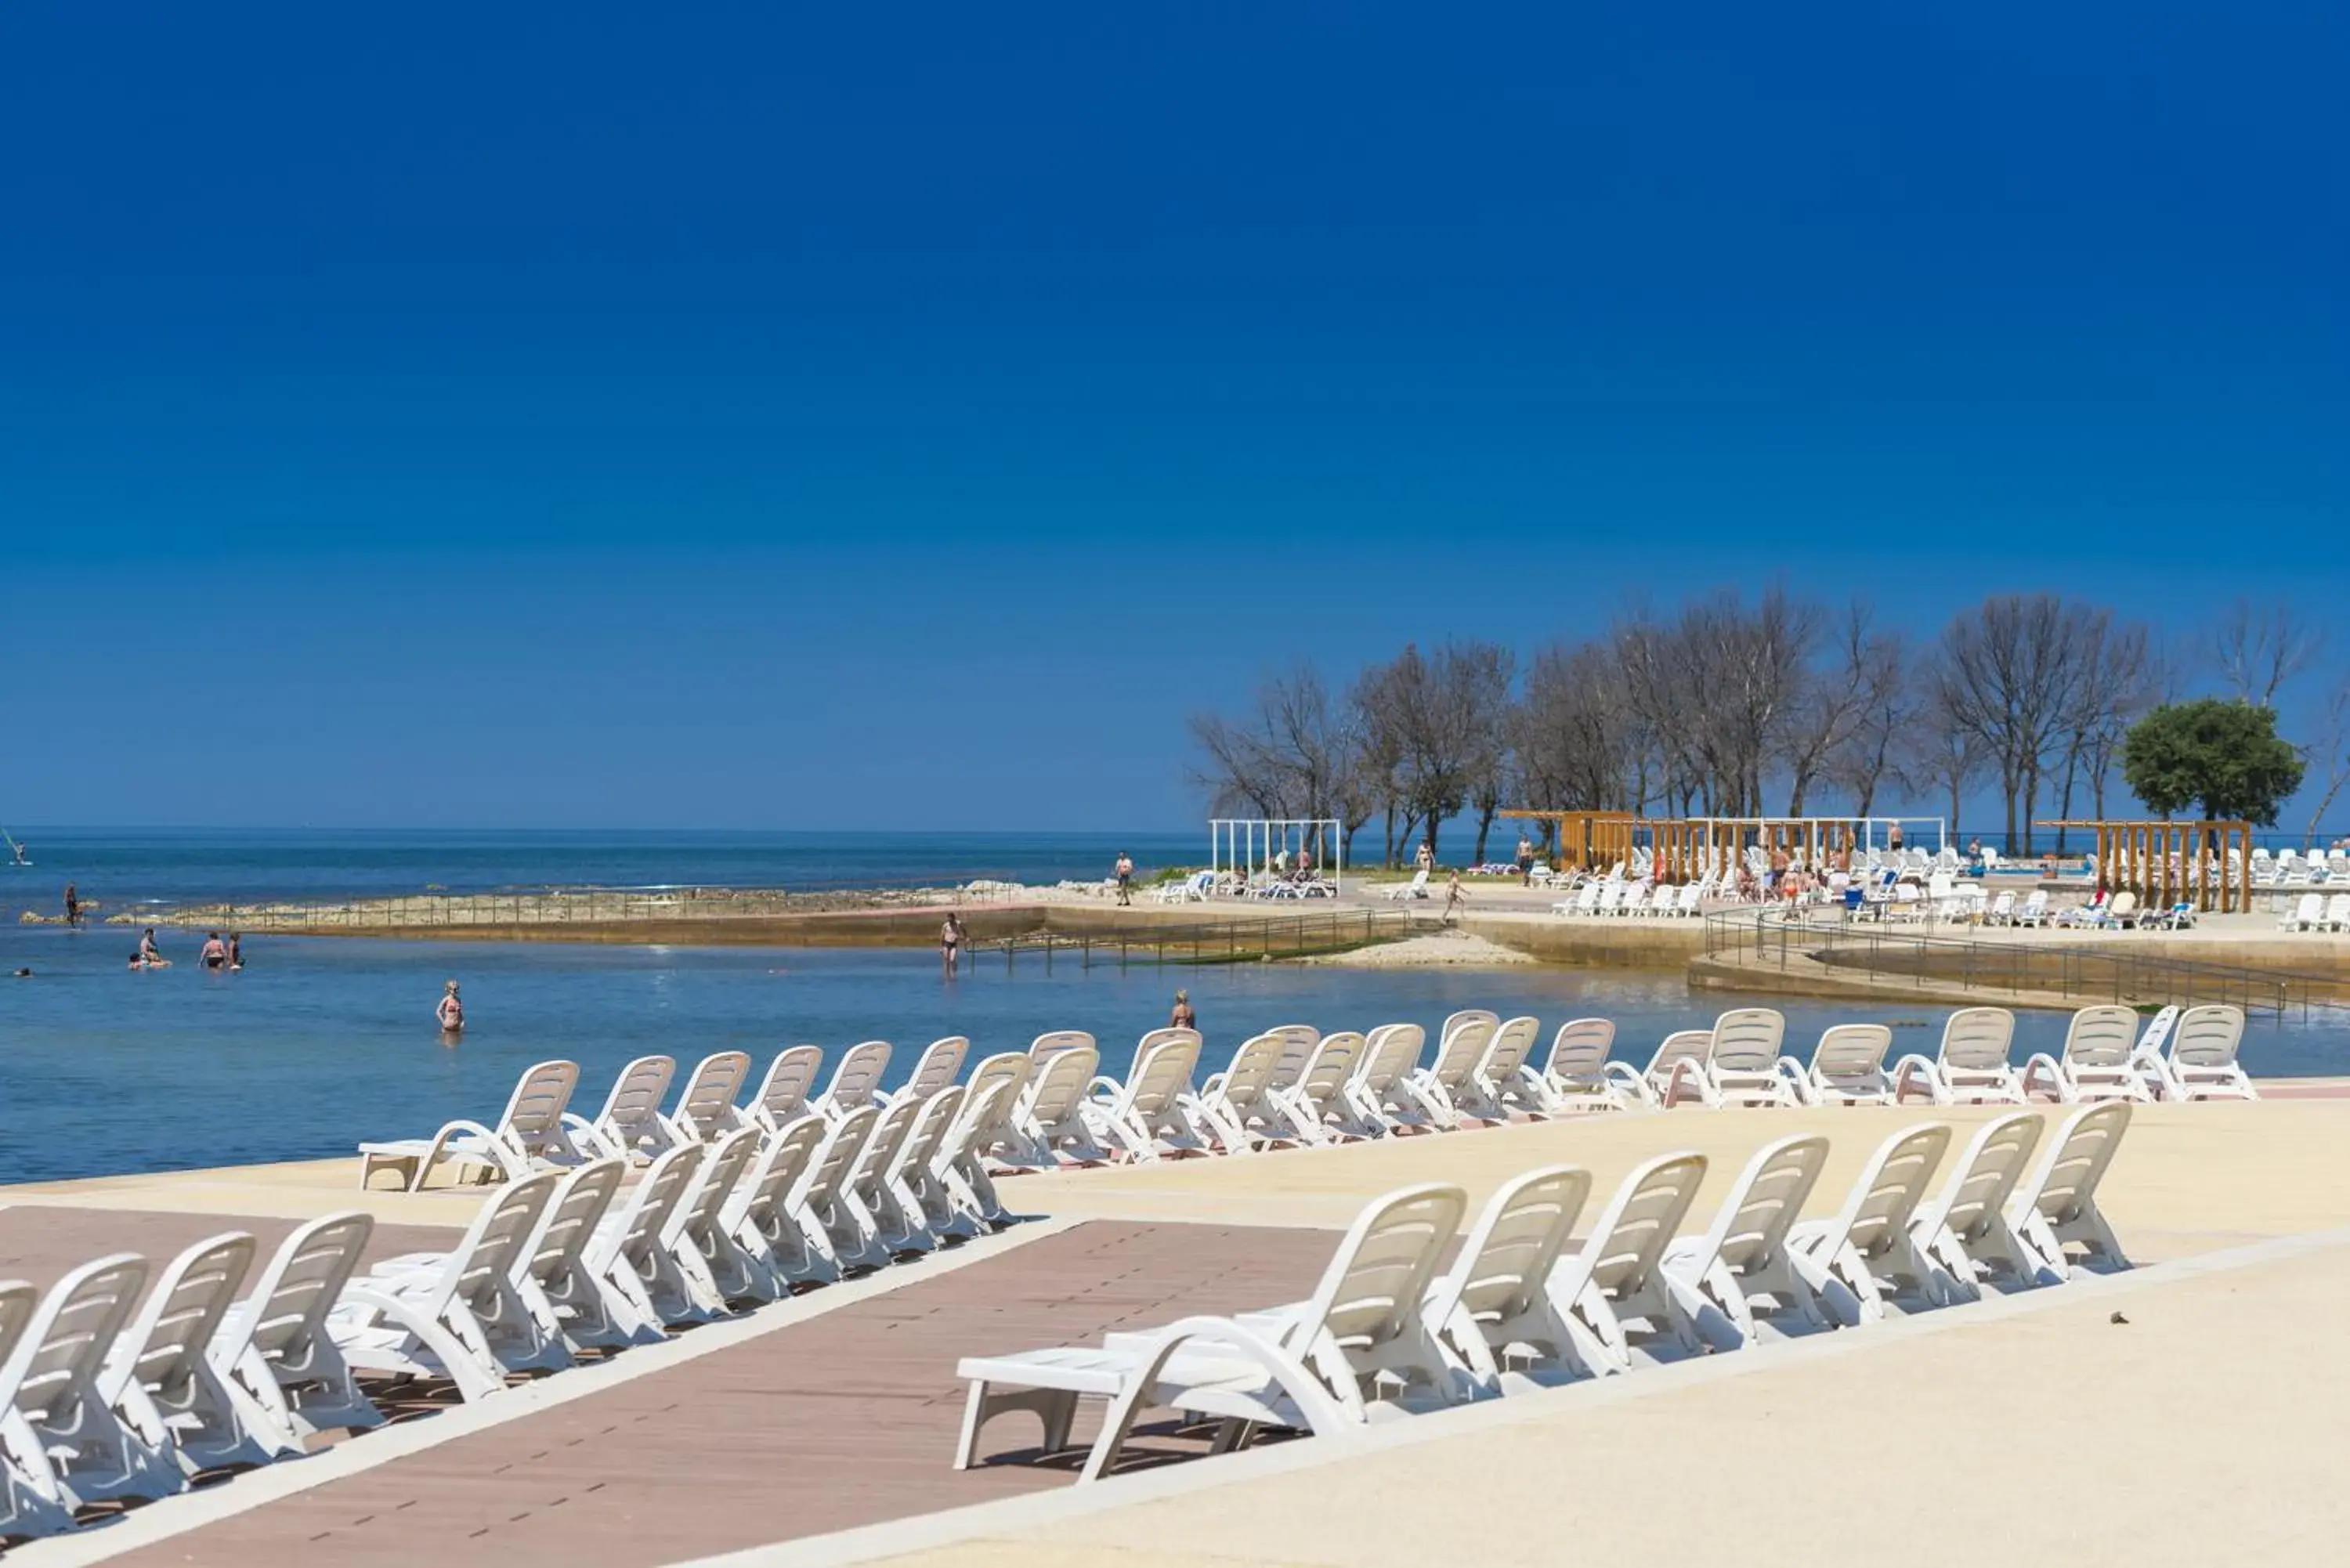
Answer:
[964,908,1426,971]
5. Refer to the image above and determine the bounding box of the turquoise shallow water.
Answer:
[2,923,2345,1183]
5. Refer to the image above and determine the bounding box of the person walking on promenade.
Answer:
[1516,833,1535,885]
[1415,840,1434,874]
[1115,851,1135,906]
[63,883,79,927]
[941,912,964,977]
[1444,869,1467,927]
[436,980,465,1036]
[1170,988,1196,1031]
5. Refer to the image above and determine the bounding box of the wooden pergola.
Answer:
[1497,810,1638,872]
[2037,819,2253,913]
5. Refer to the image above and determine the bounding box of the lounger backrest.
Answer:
[896,1084,967,1173]
[2016,1103,2131,1230]
[1478,1017,1540,1080]
[678,1126,764,1234]
[1125,1036,1200,1115]
[235,1212,375,1371]
[612,1143,705,1259]
[797,1106,876,1206]
[1028,1031,1095,1063]
[1214,1034,1285,1107]
[2132,1006,2179,1060]
[1441,1010,1499,1044]
[8,1252,149,1425]
[1264,1025,1322,1091]
[821,1041,895,1112]
[2063,1005,2139,1067]
[753,1046,824,1128]
[1940,1008,2016,1072]
[1542,1018,1616,1085]
[1915,1112,2041,1243]
[1576,1152,1708,1299]
[439,1171,562,1317]
[1647,1030,1711,1082]
[958,1053,1032,1142]
[1021,1046,1100,1124]
[2170,1005,2245,1068]
[673,1050,754,1139]
[2108,891,2138,919]
[1817,1124,1948,1259]
[1427,1018,1494,1090]
[2294,893,2323,923]
[500,1060,583,1150]
[0,1283,35,1378]
[2022,891,2048,914]
[1811,1024,1893,1086]
[114,1232,255,1411]
[1695,1135,1829,1276]
[520,1159,625,1283]
[1133,1027,1200,1060]
[902,1037,970,1100]
[850,1096,924,1190]
[2330,894,2350,922]
[596,1056,678,1141]
[1289,1183,1466,1363]
[1990,891,2014,916]
[1433,1165,1591,1325]
[1293,1033,1365,1107]
[1353,1024,1424,1093]
[1708,1008,1786,1074]
[735,1118,826,1225]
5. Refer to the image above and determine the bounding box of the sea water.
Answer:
[2,923,2345,1183]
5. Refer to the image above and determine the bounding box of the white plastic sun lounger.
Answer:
[841,1095,937,1265]
[0,1281,73,1540]
[1695,1008,1798,1108]
[0,1254,185,1512]
[668,1050,754,1142]
[1016,1045,1113,1168]
[206,1212,381,1454]
[1346,1023,1434,1134]
[1618,1030,1714,1108]
[1027,1031,1096,1064]
[358,1059,591,1191]
[100,1231,269,1478]
[1425,1165,1605,1393]
[890,1085,975,1241]
[1661,1134,1835,1349]
[1083,1031,1209,1161]
[888,1036,971,1104]
[1904,1111,2044,1302]
[570,1055,682,1163]
[1891,1008,2027,1105]
[1193,1033,1293,1154]
[501,1158,633,1353]
[1546,1151,1711,1369]
[581,1142,710,1334]
[935,1077,1019,1232]
[750,1046,825,1133]
[1783,1024,1896,1106]
[1787,1123,1950,1323]
[2006,1102,2133,1284]
[719,1116,834,1294]
[1457,1016,1546,1123]
[1407,1016,1497,1128]
[955,1183,1473,1479]
[1538,1018,1632,1113]
[1260,1025,1323,1095]
[959,1051,1039,1170]
[2143,1004,2256,1100]
[1268,1032,1379,1145]
[332,1172,565,1400]
[662,1125,768,1314]
[814,1041,895,1122]
[2023,1005,2149,1104]
[789,1107,882,1275]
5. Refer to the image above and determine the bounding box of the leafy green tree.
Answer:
[2121,699,2305,824]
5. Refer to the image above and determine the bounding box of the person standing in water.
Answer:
[139,927,164,965]
[941,912,964,977]
[63,883,79,927]
[199,932,229,970]
[228,933,244,971]
[1170,988,1196,1031]
[436,980,465,1035]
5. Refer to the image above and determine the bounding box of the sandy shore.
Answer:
[1298,927,1537,967]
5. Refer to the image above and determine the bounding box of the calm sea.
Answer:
[3,918,2347,1183]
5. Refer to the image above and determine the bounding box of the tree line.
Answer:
[1189,591,2350,868]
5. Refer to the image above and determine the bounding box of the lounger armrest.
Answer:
[1080,1314,1352,1482]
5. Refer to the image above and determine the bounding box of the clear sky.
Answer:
[3,2,2344,831]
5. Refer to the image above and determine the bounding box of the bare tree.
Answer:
[2211,598,2323,706]
[1614,587,1819,818]
[1933,595,2106,854]
[1188,663,1369,861]
[2050,618,2159,851]
[1781,602,1900,815]
[2302,676,2350,851]
[1826,630,1914,817]
[1899,688,1988,844]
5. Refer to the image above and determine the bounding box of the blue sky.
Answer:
[3,1,2344,832]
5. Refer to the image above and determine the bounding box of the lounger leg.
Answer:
[954,1381,1081,1469]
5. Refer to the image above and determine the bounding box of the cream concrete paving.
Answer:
[843,1237,2350,1568]
[0,1157,481,1227]
[1004,1097,2350,1259]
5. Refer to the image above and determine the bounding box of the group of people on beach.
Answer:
[127,928,244,972]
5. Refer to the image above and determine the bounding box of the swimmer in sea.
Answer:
[436,979,465,1035]
[200,932,228,970]
[139,927,164,965]
[228,933,244,971]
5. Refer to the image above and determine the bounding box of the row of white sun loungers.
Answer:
[956,1103,2135,1478]
[2275,893,2350,932]
[1549,880,1709,918]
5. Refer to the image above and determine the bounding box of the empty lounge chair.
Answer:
[1787,1123,1950,1322]
[2022,1005,2149,1104]
[1891,1008,2027,1105]
[358,1059,591,1192]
